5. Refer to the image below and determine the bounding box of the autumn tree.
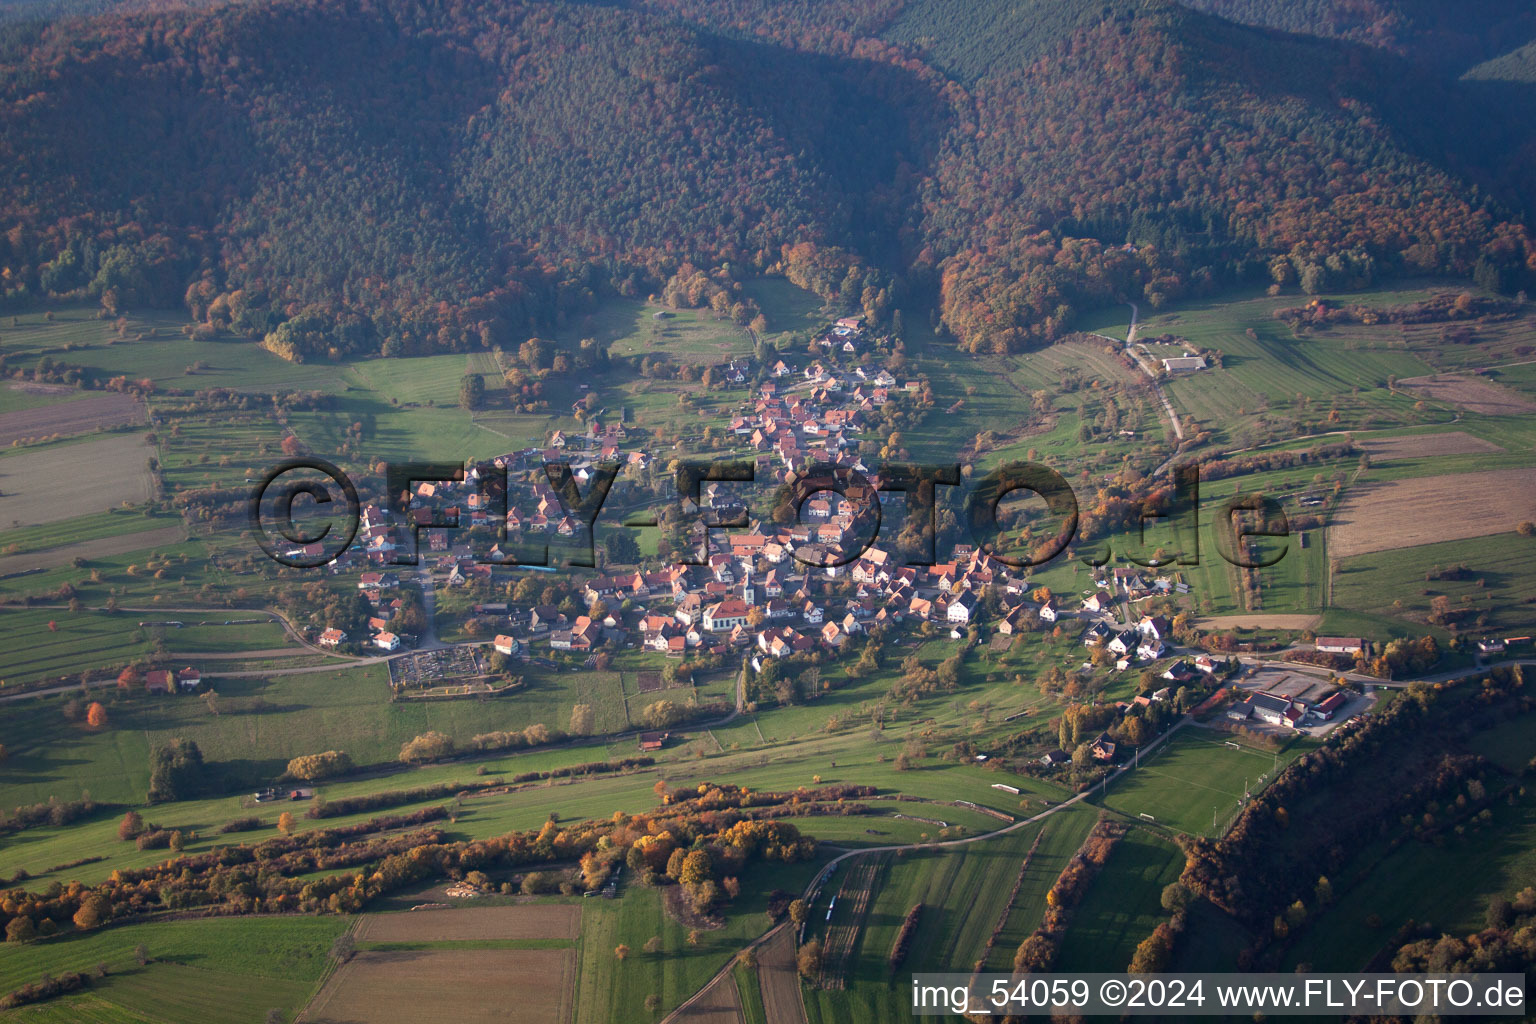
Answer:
[118,810,144,841]
[73,895,110,931]
[614,943,630,961]
[569,704,596,736]
[277,811,296,835]
[796,937,822,979]
[399,730,455,764]
[459,373,485,411]
[86,702,108,728]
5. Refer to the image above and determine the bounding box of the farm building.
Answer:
[493,634,520,655]
[176,667,201,691]
[144,670,173,694]
[318,628,347,648]
[374,632,401,651]
[1314,691,1348,720]
[1315,636,1367,655]
[638,731,669,752]
[1161,355,1207,373]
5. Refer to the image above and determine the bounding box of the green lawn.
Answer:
[803,805,1097,1023]
[1284,773,1536,970]
[0,305,345,393]
[574,859,819,1024]
[0,916,347,1024]
[0,607,289,689]
[0,658,641,810]
[1333,534,1536,636]
[1054,827,1183,971]
[1098,729,1304,837]
[0,508,179,559]
[1086,283,1471,451]
[734,962,768,1024]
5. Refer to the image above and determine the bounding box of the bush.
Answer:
[285,751,355,781]
[0,970,89,1009]
[135,829,172,850]
[219,816,263,834]
[399,731,455,765]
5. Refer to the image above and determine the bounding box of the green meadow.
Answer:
[0,916,347,1024]
[1097,729,1311,837]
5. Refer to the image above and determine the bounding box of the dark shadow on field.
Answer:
[209,757,290,789]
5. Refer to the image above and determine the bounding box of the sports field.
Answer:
[1100,729,1291,836]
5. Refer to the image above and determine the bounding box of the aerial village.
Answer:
[289,313,1373,763]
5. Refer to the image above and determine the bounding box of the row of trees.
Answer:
[0,781,829,944]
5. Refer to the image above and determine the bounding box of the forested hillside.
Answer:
[0,0,1532,360]
[1179,0,1536,71]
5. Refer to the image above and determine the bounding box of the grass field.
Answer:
[606,305,756,365]
[574,859,820,1024]
[1099,729,1300,837]
[0,607,289,689]
[0,306,345,392]
[1333,533,1536,635]
[1077,283,1482,451]
[0,657,633,809]
[735,961,768,1024]
[1054,827,1184,971]
[0,916,346,1024]
[803,805,1097,1022]
[1284,769,1536,970]
[0,508,179,559]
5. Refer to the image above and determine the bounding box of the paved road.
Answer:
[415,565,444,648]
